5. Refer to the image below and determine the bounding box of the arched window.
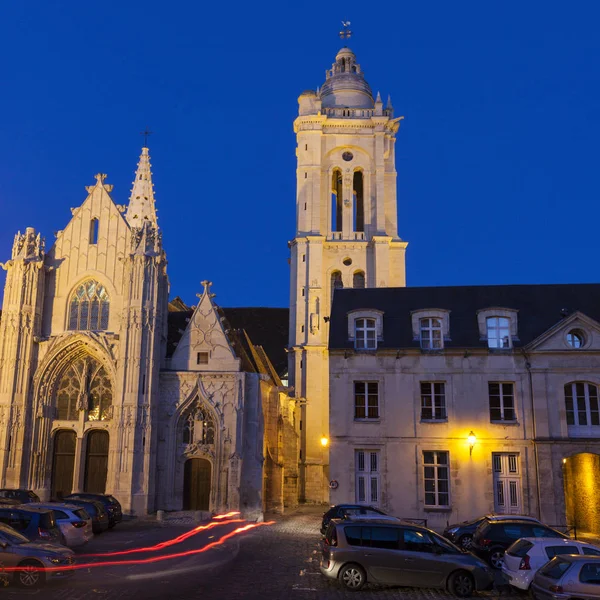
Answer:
[55,357,112,421]
[331,169,343,232]
[182,403,216,446]
[565,382,600,427]
[353,271,365,288]
[353,171,364,232]
[331,271,343,300]
[68,280,110,331]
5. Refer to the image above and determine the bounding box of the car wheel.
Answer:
[458,535,473,550]
[489,548,505,569]
[448,570,474,598]
[17,560,45,588]
[339,563,366,591]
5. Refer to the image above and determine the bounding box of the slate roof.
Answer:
[329,283,600,350]
[167,299,289,376]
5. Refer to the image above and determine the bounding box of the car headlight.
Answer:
[448,527,459,534]
[47,556,63,565]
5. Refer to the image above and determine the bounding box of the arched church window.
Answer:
[331,272,343,305]
[331,169,343,233]
[88,366,113,421]
[182,403,216,446]
[68,280,110,331]
[55,357,113,421]
[353,271,365,288]
[353,171,364,232]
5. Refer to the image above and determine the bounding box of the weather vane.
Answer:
[140,127,153,147]
[339,21,352,40]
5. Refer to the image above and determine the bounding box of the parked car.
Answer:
[0,489,40,504]
[321,518,493,596]
[443,514,541,549]
[531,555,600,600]
[0,506,61,544]
[62,498,109,534]
[321,505,387,535]
[63,493,122,528]
[471,518,566,569]
[0,522,74,588]
[27,503,93,548]
[502,537,600,591]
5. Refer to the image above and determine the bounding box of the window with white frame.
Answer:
[420,382,446,421]
[354,382,379,419]
[420,318,443,350]
[565,382,600,427]
[355,450,380,505]
[423,451,450,507]
[355,318,377,350]
[487,317,511,349]
[489,382,516,422]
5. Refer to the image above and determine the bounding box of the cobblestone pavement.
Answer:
[0,508,525,600]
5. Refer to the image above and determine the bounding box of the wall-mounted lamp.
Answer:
[562,458,567,464]
[468,431,476,456]
[320,436,329,447]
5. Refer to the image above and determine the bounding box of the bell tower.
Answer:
[288,43,408,503]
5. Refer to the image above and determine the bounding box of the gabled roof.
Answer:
[329,283,600,350]
[167,299,289,376]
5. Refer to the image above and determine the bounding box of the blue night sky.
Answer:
[1,1,599,309]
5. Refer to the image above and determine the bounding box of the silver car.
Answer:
[0,522,75,588]
[531,554,600,600]
[321,518,493,596]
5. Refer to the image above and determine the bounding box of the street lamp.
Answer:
[468,431,476,456]
[320,436,329,447]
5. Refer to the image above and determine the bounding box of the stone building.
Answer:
[328,284,600,535]
[0,148,296,517]
[288,45,407,504]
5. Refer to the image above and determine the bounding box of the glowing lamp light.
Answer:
[468,431,476,456]
[320,436,329,447]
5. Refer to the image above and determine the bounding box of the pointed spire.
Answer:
[375,91,382,103]
[386,94,393,109]
[125,147,157,229]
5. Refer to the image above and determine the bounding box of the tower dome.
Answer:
[320,47,374,109]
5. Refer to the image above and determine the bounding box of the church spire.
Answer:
[125,147,157,229]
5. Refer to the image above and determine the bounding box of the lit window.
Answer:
[420,382,446,421]
[182,404,215,445]
[423,451,450,507]
[355,318,376,350]
[566,330,585,349]
[420,318,443,350]
[565,382,599,427]
[355,450,379,505]
[489,382,516,422]
[68,280,110,331]
[487,317,511,349]
[354,382,379,419]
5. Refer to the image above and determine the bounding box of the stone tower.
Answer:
[288,46,408,502]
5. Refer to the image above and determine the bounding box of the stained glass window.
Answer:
[68,280,110,331]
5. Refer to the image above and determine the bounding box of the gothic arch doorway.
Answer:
[183,458,211,511]
[51,430,76,500]
[563,453,600,535]
[84,430,109,493]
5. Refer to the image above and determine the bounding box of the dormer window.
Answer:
[487,317,511,349]
[355,318,376,350]
[420,318,443,350]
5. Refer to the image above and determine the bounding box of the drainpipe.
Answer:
[521,349,542,520]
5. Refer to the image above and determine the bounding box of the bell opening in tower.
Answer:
[353,171,364,232]
[331,169,343,232]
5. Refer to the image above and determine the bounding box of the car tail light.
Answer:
[323,559,330,568]
[549,585,563,593]
[72,521,86,528]
[519,555,531,570]
[38,528,51,540]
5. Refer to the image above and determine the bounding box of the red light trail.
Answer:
[2,521,274,574]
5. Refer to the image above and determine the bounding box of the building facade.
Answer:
[328,284,600,535]
[0,149,297,517]
[288,46,408,503]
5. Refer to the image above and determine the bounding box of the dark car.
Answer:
[471,518,566,569]
[321,518,493,595]
[321,504,387,535]
[0,489,40,504]
[62,498,109,534]
[443,514,541,549]
[63,494,122,527]
[0,506,62,544]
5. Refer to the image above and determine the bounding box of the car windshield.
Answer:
[0,528,29,545]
